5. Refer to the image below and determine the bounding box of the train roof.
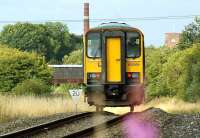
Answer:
[88,22,143,35]
[93,22,132,29]
[48,65,83,68]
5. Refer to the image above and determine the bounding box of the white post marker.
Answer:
[69,89,82,114]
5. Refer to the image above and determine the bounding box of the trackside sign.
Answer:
[69,89,82,104]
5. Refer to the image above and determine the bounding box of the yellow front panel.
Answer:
[106,38,121,82]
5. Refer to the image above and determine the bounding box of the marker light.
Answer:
[127,72,140,83]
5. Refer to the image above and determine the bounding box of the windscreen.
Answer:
[87,33,101,58]
[126,32,141,58]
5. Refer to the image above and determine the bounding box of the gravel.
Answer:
[0,112,78,135]
[87,108,200,138]
[32,113,118,138]
[1,109,200,138]
[162,114,200,138]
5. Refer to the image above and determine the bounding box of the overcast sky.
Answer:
[0,0,199,46]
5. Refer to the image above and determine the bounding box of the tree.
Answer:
[145,46,176,99]
[178,17,200,50]
[162,45,200,102]
[69,34,83,51]
[0,45,52,92]
[0,22,83,63]
[0,23,48,56]
[63,49,82,64]
[146,44,200,102]
[45,22,71,62]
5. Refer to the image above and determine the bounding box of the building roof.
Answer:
[48,65,83,68]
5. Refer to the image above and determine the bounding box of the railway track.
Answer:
[0,112,93,138]
[64,112,131,138]
[0,111,120,138]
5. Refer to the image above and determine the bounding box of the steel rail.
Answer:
[0,112,93,138]
[63,112,131,138]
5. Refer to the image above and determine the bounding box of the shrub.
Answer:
[145,45,200,102]
[63,49,82,64]
[145,47,175,99]
[0,46,52,92]
[13,79,52,96]
[151,45,200,102]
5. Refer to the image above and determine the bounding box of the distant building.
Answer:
[165,33,181,48]
[48,65,83,85]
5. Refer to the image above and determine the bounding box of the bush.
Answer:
[13,79,52,96]
[145,47,175,99]
[0,46,52,92]
[146,45,200,102]
[63,49,82,64]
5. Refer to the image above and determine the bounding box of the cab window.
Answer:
[87,33,101,58]
[126,32,141,58]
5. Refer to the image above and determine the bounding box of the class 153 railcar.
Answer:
[83,22,145,111]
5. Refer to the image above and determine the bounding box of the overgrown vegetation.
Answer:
[0,94,93,123]
[146,18,200,102]
[13,79,52,96]
[63,49,82,64]
[105,97,200,115]
[146,46,200,102]
[0,46,52,93]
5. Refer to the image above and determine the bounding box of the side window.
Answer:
[126,32,141,58]
[87,33,101,58]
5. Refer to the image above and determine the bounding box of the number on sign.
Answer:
[69,89,82,104]
[72,90,80,96]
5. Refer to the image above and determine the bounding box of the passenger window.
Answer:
[126,32,141,58]
[87,33,101,58]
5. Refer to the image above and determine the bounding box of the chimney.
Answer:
[84,1,90,34]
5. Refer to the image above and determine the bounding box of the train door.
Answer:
[106,38,122,83]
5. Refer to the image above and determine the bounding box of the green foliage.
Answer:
[146,45,200,102]
[53,84,81,98]
[0,46,52,92]
[145,46,176,99]
[12,79,52,96]
[163,45,200,102]
[0,23,48,56]
[178,17,200,50]
[0,22,83,63]
[69,34,83,51]
[63,49,82,64]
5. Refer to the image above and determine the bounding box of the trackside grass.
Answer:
[0,94,94,123]
[105,97,200,115]
[0,95,199,123]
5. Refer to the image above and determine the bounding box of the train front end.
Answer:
[83,22,145,111]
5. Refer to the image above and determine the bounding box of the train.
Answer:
[83,22,145,111]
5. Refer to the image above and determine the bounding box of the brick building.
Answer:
[165,33,181,48]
